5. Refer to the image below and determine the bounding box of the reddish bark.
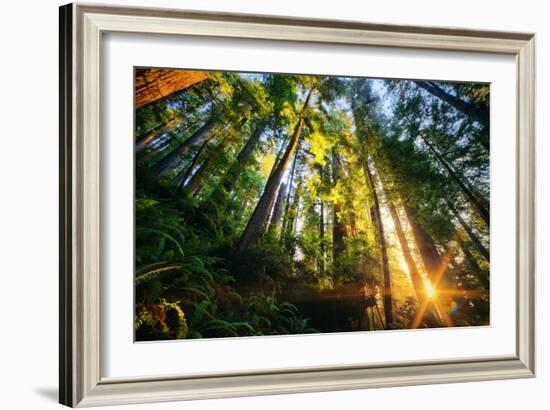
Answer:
[135,69,209,108]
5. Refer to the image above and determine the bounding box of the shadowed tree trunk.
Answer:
[182,145,222,197]
[238,118,305,251]
[421,135,490,227]
[180,118,247,194]
[319,200,325,275]
[414,80,489,128]
[446,200,490,262]
[318,163,327,275]
[388,202,444,327]
[153,118,217,175]
[172,136,211,188]
[404,206,444,284]
[349,81,393,328]
[290,191,302,237]
[403,204,459,319]
[136,93,216,153]
[238,88,313,253]
[135,69,209,108]
[282,176,304,250]
[460,240,489,289]
[135,116,181,152]
[345,162,358,238]
[143,119,209,161]
[388,203,425,302]
[362,152,393,329]
[280,142,300,241]
[269,182,287,231]
[264,145,291,234]
[332,153,346,259]
[221,122,266,195]
[173,118,246,188]
[262,144,291,241]
[403,205,459,328]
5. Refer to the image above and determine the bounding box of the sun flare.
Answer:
[425,281,436,299]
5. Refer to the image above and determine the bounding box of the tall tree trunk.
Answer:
[404,205,459,329]
[460,240,489,289]
[362,153,393,329]
[388,203,426,302]
[142,121,202,159]
[221,122,265,195]
[280,142,300,241]
[262,143,291,241]
[319,165,326,275]
[135,69,209,109]
[350,87,393,328]
[181,118,247,194]
[346,162,358,238]
[238,89,313,252]
[182,145,222,197]
[283,176,304,248]
[319,200,325,275]
[421,135,490,227]
[153,118,217,175]
[269,182,287,231]
[290,187,302,237]
[135,116,181,152]
[269,137,288,179]
[404,206,443,283]
[414,80,489,128]
[446,200,490,262]
[388,203,444,328]
[136,93,215,153]
[264,143,289,232]
[319,164,326,274]
[403,205,458,315]
[172,136,211,188]
[238,118,305,252]
[332,153,346,259]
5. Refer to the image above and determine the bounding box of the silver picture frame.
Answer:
[59,3,536,407]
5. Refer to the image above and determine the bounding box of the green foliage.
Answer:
[136,299,189,340]
[134,171,316,340]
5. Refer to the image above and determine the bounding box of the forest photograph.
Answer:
[134,67,490,341]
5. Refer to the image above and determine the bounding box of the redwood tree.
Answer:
[238,88,313,252]
[135,68,209,109]
[153,118,218,175]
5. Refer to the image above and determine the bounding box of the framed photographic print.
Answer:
[59,3,535,407]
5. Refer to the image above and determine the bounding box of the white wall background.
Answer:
[0,0,546,408]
